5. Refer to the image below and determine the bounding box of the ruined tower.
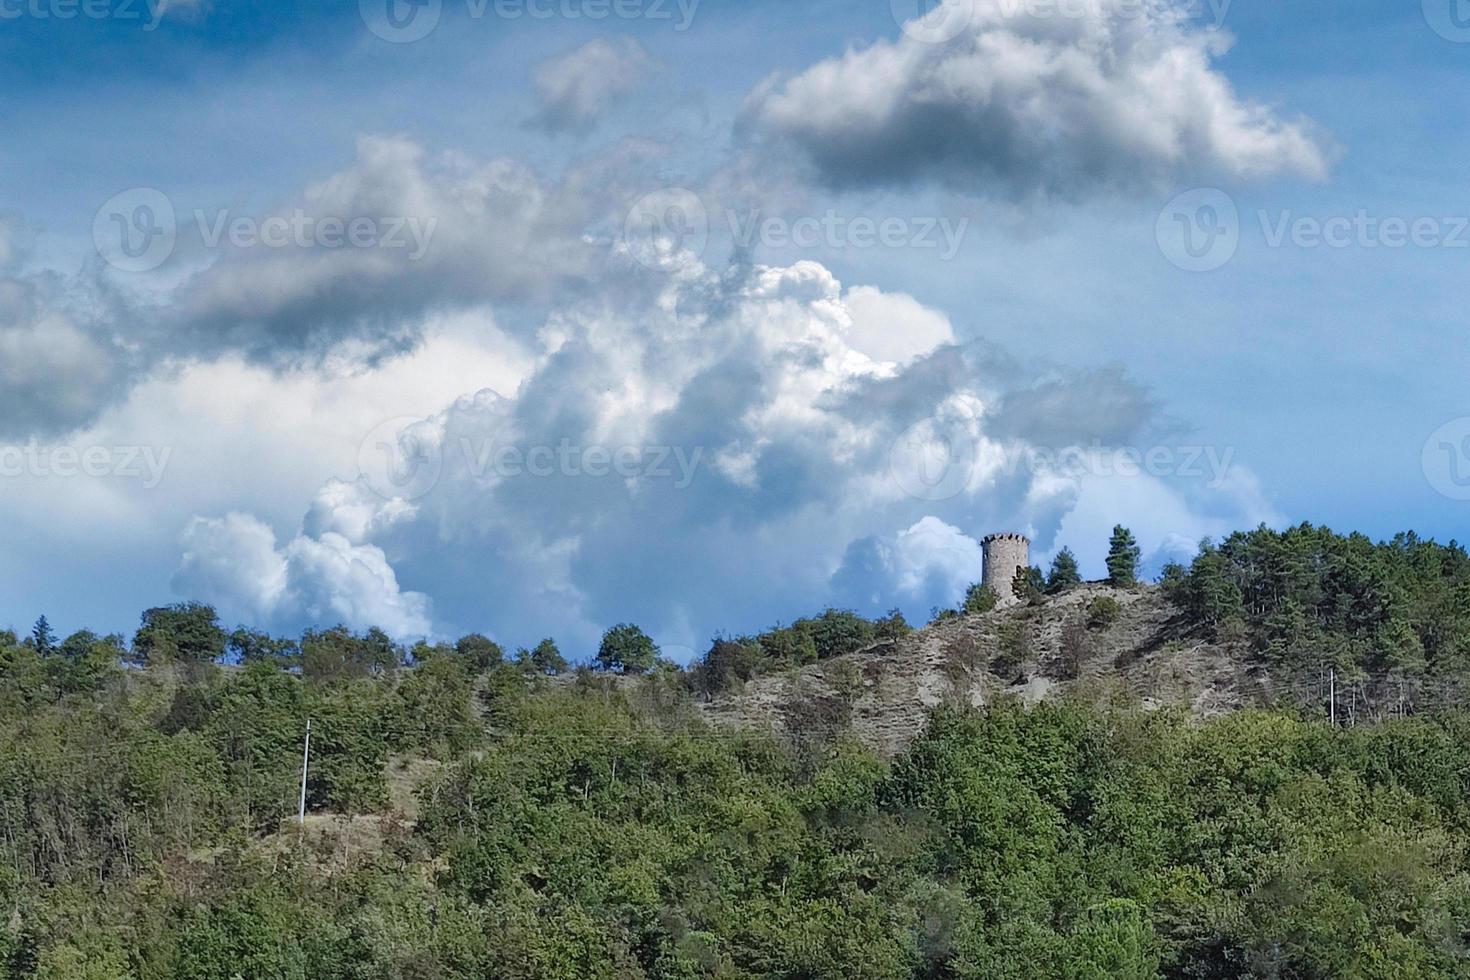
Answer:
[981,532,1031,601]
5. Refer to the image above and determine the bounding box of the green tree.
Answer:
[1012,565,1045,604]
[963,583,999,615]
[134,602,226,664]
[226,628,299,665]
[528,638,567,675]
[31,616,55,655]
[1046,548,1082,594]
[1106,526,1141,587]
[595,624,658,675]
[454,633,504,671]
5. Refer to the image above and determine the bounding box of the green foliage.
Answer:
[963,583,999,615]
[874,608,913,642]
[6,545,1470,976]
[1106,526,1141,587]
[134,602,226,665]
[1087,596,1121,630]
[1013,565,1046,604]
[302,625,402,682]
[529,637,567,675]
[689,607,900,697]
[1047,548,1083,594]
[390,654,479,758]
[595,623,659,675]
[992,623,1031,682]
[226,628,299,666]
[1170,525,1470,680]
[29,617,55,656]
[454,633,504,671]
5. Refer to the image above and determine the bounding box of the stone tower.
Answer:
[981,532,1031,601]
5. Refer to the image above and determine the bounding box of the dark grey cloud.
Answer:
[741,0,1330,197]
[0,258,137,441]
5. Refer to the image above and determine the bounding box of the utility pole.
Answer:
[1329,669,1336,726]
[298,719,311,825]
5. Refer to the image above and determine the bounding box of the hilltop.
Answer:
[702,584,1284,756]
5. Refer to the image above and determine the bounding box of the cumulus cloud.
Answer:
[0,270,136,441]
[303,478,418,545]
[174,511,432,637]
[177,254,1271,648]
[173,135,615,363]
[174,513,288,621]
[531,37,657,134]
[842,285,956,364]
[741,0,1331,196]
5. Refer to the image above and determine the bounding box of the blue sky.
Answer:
[2,0,1467,658]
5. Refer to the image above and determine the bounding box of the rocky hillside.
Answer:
[699,583,1283,757]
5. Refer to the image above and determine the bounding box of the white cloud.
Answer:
[170,252,1259,647]
[283,533,432,638]
[531,37,657,134]
[742,0,1330,196]
[842,285,956,364]
[175,513,288,622]
[173,513,432,637]
[891,516,985,598]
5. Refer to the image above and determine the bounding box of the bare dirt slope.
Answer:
[700,584,1278,758]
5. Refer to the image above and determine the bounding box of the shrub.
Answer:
[962,583,999,615]
[1087,596,1121,630]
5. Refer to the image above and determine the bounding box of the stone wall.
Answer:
[982,532,1031,601]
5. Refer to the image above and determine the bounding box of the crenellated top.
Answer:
[982,532,1031,545]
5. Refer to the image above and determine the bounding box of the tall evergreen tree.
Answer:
[31,615,55,655]
[1046,548,1083,594]
[1106,526,1142,587]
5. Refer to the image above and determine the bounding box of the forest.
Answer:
[1,523,1469,978]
